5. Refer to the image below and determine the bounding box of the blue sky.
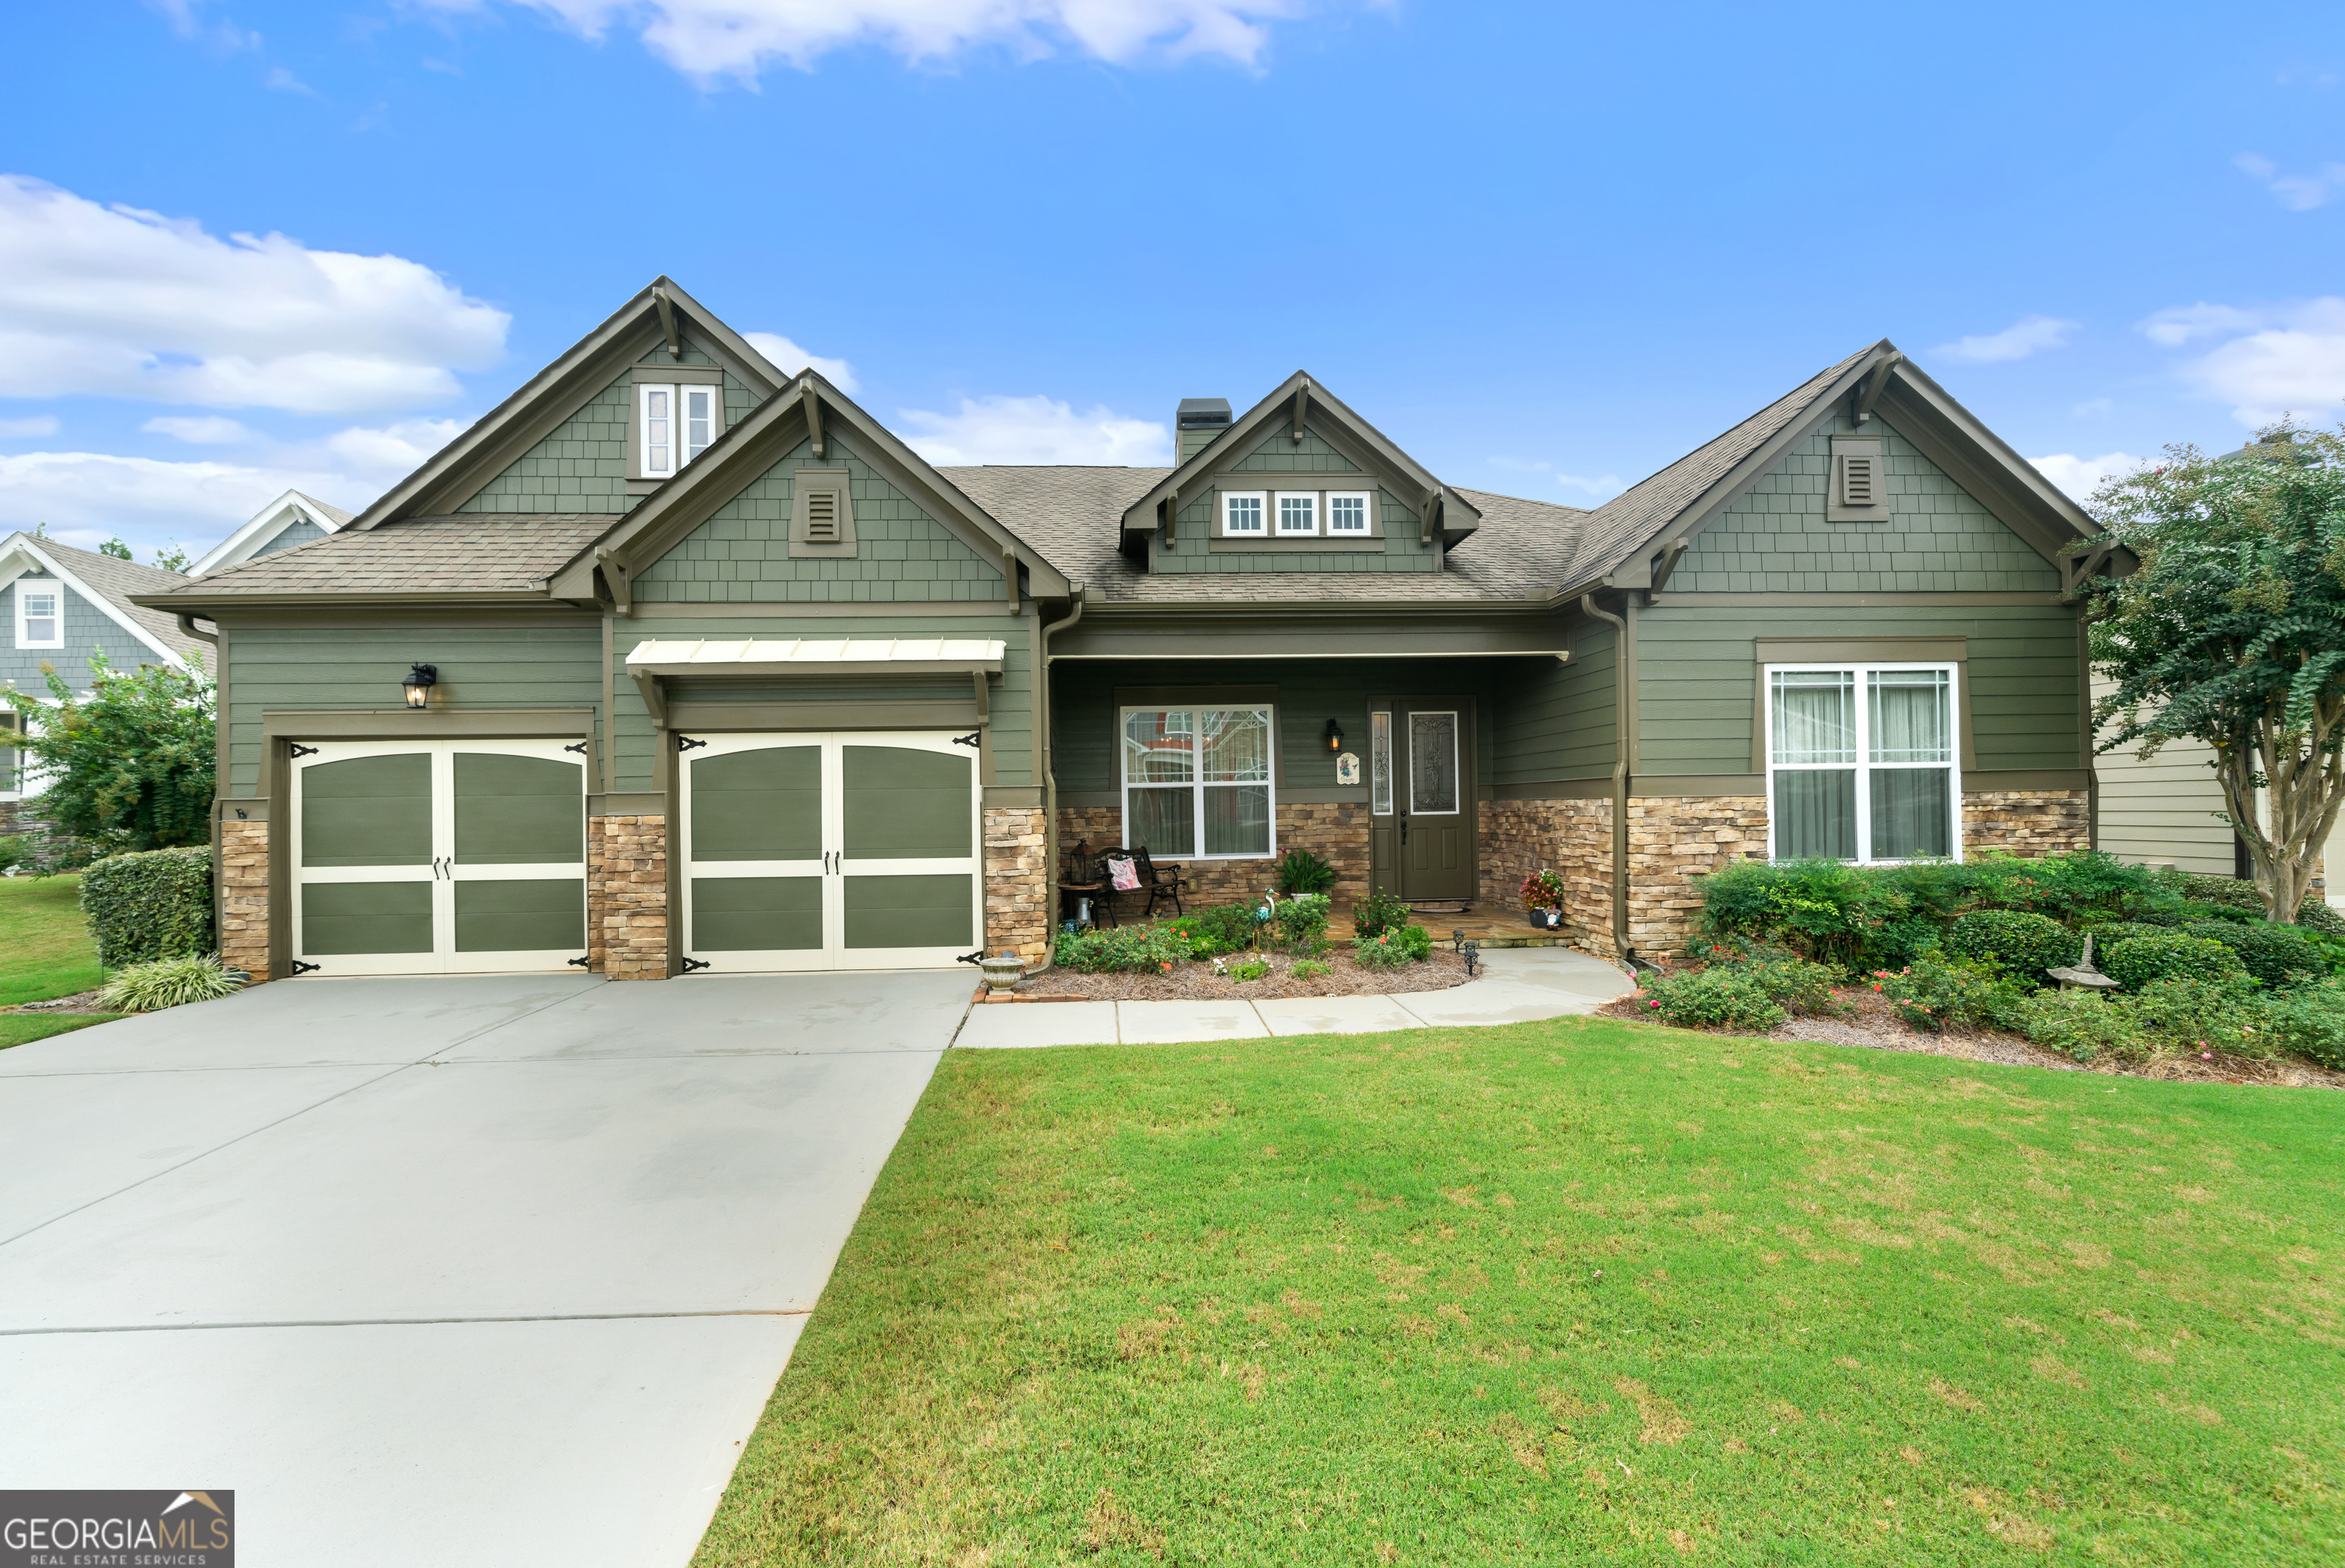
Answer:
[1,0,2342,562]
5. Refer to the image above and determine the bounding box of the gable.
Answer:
[1228,424,1362,475]
[2,575,166,689]
[459,338,760,515]
[252,517,328,557]
[632,433,1005,603]
[1668,411,2060,594]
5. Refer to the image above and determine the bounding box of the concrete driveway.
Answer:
[0,969,973,1567]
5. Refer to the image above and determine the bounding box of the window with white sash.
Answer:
[1766,664,1960,862]
[14,581,61,649]
[1220,491,1266,535]
[1120,705,1274,858]
[637,382,721,480]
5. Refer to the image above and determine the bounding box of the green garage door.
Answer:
[682,731,980,972]
[291,738,586,976]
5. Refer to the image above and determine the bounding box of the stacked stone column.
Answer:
[589,813,669,981]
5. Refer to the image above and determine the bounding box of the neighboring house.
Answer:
[2,532,208,811]
[138,279,2124,983]
[188,489,354,578]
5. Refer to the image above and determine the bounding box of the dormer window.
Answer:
[1221,492,1266,535]
[639,383,718,480]
[15,581,60,649]
[1214,485,1380,539]
[1327,492,1373,534]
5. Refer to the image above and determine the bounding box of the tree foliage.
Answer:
[5,651,215,853]
[2082,425,2345,922]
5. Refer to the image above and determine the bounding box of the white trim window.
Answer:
[1275,491,1319,535]
[638,383,720,480]
[1220,490,1266,536]
[1766,663,1960,863]
[1120,705,1274,858]
[14,581,62,650]
[1327,490,1373,534]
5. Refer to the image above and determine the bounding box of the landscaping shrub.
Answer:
[2101,933,2247,991]
[1172,904,1257,957]
[98,952,243,1013]
[1056,923,1191,973]
[2017,989,2152,1063]
[1945,910,2082,979]
[2149,868,2345,933]
[1867,956,2027,1032]
[1638,967,1788,1032]
[1352,887,1411,942]
[1291,959,1330,980]
[2264,979,2345,1068]
[1697,857,1895,967]
[1355,924,1433,968]
[1697,943,1843,1015]
[2128,975,2275,1061]
[1269,893,1331,955]
[80,845,213,968]
[2183,920,2329,990]
[1228,958,1270,982]
[1273,847,1337,897]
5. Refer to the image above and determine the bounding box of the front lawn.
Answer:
[696,1018,2345,1565]
[0,873,102,1006]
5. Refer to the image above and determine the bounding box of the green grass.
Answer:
[696,1018,2345,1566]
[0,1012,122,1050]
[0,873,102,1007]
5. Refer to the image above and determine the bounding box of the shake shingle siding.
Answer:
[2,578,163,693]
[1670,417,2060,593]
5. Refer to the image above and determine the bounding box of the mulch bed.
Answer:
[0,988,116,1016]
[1598,976,2345,1090]
[1014,947,1476,1002]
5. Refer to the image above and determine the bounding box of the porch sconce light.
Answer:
[402,664,438,710]
[1324,718,1345,753]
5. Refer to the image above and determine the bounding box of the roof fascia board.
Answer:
[9,540,186,667]
[189,489,323,576]
[355,277,786,530]
[131,589,560,611]
[1871,363,2104,562]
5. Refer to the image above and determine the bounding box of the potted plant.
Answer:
[1520,868,1566,929]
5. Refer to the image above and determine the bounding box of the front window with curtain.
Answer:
[1767,664,1957,863]
[1121,707,1273,858]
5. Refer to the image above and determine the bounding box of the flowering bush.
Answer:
[1056,924,1191,973]
[1638,967,1788,1031]
[1520,868,1566,911]
[1867,956,2026,1032]
[1355,925,1433,968]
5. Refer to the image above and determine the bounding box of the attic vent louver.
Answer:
[805,490,840,542]
[1840,454,1875,507]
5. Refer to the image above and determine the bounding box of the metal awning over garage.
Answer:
[622,639,1008,729]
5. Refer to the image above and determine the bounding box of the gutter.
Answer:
[1578,592,1640,969]
[1037,582,1087,967]
[174,613,219,646]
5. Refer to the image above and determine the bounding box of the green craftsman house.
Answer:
[139,279,2123,983]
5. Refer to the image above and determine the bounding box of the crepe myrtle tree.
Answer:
[2081,423,2345,922]
[3,650,215,854]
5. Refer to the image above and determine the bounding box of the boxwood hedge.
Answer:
[2101,932,2246,992]
[79,846,214,969]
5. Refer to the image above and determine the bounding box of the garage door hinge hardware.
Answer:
[567,956,591,968]
[676,735,708,753]
[563,741,589,755]
[955,950,983,965]
[951,731,981,748]
[682,957,711,972]
[289,743,320,758]
[290,961,320,976]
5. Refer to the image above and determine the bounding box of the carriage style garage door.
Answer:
[681,731,980,972]
[290,739,587,976]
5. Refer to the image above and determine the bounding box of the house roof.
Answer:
[189,487,357,578]
[155,515,620,597]
[0,533,206,663]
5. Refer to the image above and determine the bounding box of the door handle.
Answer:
[1399,818,1409,843]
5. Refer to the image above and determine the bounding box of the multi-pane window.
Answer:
[15,584,59,649]
[639,383,719,480]
[1221,492,1266,535]
[1121,707,1273,858]
[1767,664,1958,862]
[1219,487,1376,537]
[1327,492,1373,533]
[1276,492,1317,535]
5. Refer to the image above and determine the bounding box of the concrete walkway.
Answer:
[956,945,1635,1049]
[0,969,970,1568]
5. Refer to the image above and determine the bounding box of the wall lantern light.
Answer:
[1324,718,1345,753]
[403,664,439,710]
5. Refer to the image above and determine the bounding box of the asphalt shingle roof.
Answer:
[151,514,620,596]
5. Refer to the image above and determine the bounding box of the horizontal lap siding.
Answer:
[613,614,1035,793]
[2091,672,2232,874]
[1492,614,1615,786]
[1637,605,2083,775]
[227,624,604,793]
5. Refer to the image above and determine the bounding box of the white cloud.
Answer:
[743,331,857,393]
[2139,297,2345,424]
[2028,451,2143,502]
[316,418,466,476]
[2235,152,2345,212]
[1485,456,1623,502]
[0,415,59,439]
[423,0,1311,78]
[899,394,1168,465]
[1931,315,2078,365]
[0,174,509,413]
[144,414,250,444]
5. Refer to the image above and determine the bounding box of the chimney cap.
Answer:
[1176,397,1232,428]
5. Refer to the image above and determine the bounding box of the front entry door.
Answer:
[290,739,589,976]
[1367,699,1477,904]
[680,731,982,972]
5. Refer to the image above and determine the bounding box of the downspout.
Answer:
[1039,582,1087,966]
[1580,593,1637,968]
[176,613,219,646]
